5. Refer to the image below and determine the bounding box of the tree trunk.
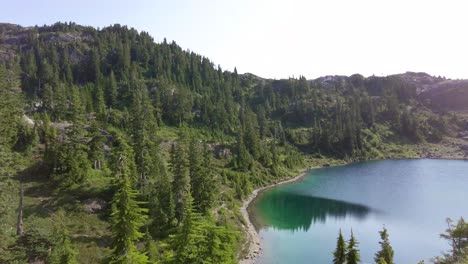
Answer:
[17,186,24,236]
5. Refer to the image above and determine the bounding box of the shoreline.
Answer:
[239,169,310,264]
[237,156,468,264]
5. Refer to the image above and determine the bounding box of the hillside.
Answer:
[0,22,467,263]
[393,72,468,112]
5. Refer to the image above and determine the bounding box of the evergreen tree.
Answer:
[376,257,388,264]
[48,210,78,264]
[234,130,252,171]
[170,133,190,225]
[171,194,204,263]
[106,70,118,108]
[333,229,346,264]
[346,230,361,264]
[88,121,106,170]
[433,217,468,264]
[94,83,107,120]
[129,80,159,193]
[374,227,394,264]
[148,155,175,234]
[171,194,237,264]
[270,135,279,174]
[190,141,217,214]
[46,135,90,190]
[143,231,160,263]
[201,221,237,264]
[188,136,202,202]
[109,136,148,264]
[0,64,22,150]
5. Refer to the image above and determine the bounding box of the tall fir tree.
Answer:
[148,156,175,234]
[189,140,217,214]
[0,64,22,150]
[171,193,204,263]
[374,227,394,264]
[376,257,388,264]
[171,194,237,264]
[346,230,361,264]
[170,132,190,225]
[106,70,118,108]
[48,210,78,264]
[109,136,148,264]
[333,229,346,264]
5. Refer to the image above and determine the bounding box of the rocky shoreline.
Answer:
[239,171,308,264]
[237,150,468,264]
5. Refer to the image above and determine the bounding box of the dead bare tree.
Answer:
[16,186,24,236]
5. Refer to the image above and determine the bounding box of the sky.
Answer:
[2,0,468,79]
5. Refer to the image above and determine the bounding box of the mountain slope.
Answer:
[0,22,467,263]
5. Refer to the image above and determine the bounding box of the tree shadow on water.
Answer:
[252,191,373,232]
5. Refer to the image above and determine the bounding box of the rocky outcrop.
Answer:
[83,198,108,214]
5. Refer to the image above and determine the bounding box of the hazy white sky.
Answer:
[2,0,468,79]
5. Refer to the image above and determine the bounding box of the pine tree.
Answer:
[143,231,160,263]
[374,227,394,264]
[171,194,205,263]
[188,136,202,202]
[88,121,105,170]
[190,141,217,214]
[171,194,237,264]
[48,210,78,264]
[106,70,118,108]
[0,64,22,150]
[94,83,107,121]
[376,257,388,264]
[270,135,279,175]
[109,137,148,264]
[170,133,190,226]
[235,130,252,171]
[333,229,346,264]
[148,155,175,234]
[346,230,361,264]
[46,126,90,190]
[129,81,159,193]
[201,221,237,264]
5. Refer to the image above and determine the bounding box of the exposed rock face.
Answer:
[83,198,108,214]
[0,22,93,63]
[21,115,35,127]
[213,144,232,159]
[393,72,468,112]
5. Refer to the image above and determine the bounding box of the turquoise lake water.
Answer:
[249,159,468,264]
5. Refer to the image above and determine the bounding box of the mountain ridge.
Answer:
[0,21,467,263]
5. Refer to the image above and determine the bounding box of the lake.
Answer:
[249,159,468,264]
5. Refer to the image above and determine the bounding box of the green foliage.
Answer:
[433,217,468,264]
[374,226,394,264]
[148,162,175,235]
[0,64,22,149]
[170,195,237,264]
[144,232,162,263]
[346,231,361,264]
[189,138,218,214]
[0,22,463,263]
[333,229,346,264]
[109,136,149,264]
[377,257,388,264]
[49,210,78,264]
[170,132,190,226]
[8,226,53,263]
[45,129,91,190]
